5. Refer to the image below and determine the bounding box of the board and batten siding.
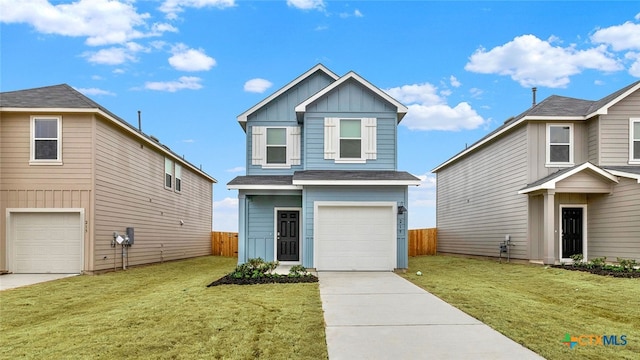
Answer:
[243,194,302,262]
[0,112,94,272]
[93,119,212,272]
[302,186,408,269]
[436,125,529,258]
[587,177,640,260]
[599,90,640,166]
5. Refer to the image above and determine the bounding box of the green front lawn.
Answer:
[0,256,328,359]
[403,255,640,360]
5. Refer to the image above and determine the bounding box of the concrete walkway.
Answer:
[0,274,79,291]
[318,272,543,360]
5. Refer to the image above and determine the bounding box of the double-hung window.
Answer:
[251,126,301,168]
[631,118,640,164]
[165,158,173,189]
[324,117,376,163]
[30,116,62,165]
[339,119,362,159]
[175,164,182,192]
[266,128,287,164]
[546,124,573,167]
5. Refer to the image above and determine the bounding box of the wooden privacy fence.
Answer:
[408,228,437,256]
[211,232,238,257]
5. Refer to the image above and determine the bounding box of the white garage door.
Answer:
[315,203,396,271]
[10,212,83,273]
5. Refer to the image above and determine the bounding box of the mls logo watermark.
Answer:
[562,333,628,349]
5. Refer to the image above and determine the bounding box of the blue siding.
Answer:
[305,79,396,113]
[303,115,397,170]
[244,194,302,262]
[246,121,304,175]
[302,186,409,269]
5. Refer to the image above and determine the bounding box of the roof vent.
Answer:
[150,135,160,143]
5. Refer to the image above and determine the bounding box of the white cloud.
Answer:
[213,197,238,232]
[627,52,640,77]
[168,44,216,71]
[83,42,148,65]
[465,34,623,88]
[591,21,640,52]
[159,0,236,20]
[469,87,483,99]
[75,87,115,96]
[409,173,436,208]
[287,0,325,11]
[226,166,246,173]
[354,9,363,17]
[182,139,195,143]
[339,9,363,18]
[244,78,273,93]
[0,0,174,46]
[145,76,203,92]
[386,83,485,131]
[449,75,461,88]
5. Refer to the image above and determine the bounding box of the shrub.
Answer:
[230,258,280,279]
[288,265,310,278]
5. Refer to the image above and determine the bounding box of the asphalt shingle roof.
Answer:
[293,170,420,182]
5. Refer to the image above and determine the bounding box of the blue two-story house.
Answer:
[228,64,421,271]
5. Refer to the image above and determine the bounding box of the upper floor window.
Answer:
[324,117,377,163]
[165,158,173,189]
[546,124,573,167]
[251,126,301,168]
[631,118,640,164]
[175,163,182,192]
[30,116,62,165]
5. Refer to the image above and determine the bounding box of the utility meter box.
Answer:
[126,227,134,245]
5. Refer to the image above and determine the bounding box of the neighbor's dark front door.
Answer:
[561,207,583,258]
[277,210,299,261]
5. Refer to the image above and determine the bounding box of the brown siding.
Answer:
[587,117,600,165]
[587,177,640,260]
[599,90,640,165]
[0,112,94,271]
[93,119,212,272]
[436,125,529,258]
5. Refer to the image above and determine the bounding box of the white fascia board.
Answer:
[236,64,340,126]
[523,116,586,121]
[294,72,408,122]
[292,179,422,186]
[605,170,640,183]
[1,107,217,183]
[586,82,640,118]
[227,184,303,190]
[518,163,619,194]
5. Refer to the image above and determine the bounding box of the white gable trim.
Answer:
[585,82,640,118]
[236,64,339,126]
[295,72,408,122]
[605,169,640,183]
[518,163,619,194]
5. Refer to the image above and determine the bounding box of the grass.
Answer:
[402,255,640,360]
[0,256,328,359]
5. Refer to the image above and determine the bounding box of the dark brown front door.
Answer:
[562,207,583,258]
[277,210,299,261]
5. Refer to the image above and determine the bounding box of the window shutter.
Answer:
[324,118,337,159]
[251,126,265,165]
[287,126,301,166]
[363,117,377,160]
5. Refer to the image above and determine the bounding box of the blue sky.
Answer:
[2,1,639,231]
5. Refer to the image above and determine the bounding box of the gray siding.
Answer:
[302,186,408,268]
[94,119,213,272]
[587,177,640,261]
[245,195,302,261]
[587,117,600,165]
[436,125,529,258]
[599,90,640,165]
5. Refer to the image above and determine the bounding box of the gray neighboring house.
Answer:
[433,81,640,264]
[228,64,421,271]
[1,84,216,274]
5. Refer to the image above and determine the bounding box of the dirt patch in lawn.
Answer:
[208,274,318,287]
[551,265,640,278]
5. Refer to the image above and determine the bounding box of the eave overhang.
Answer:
[518,162,618,194]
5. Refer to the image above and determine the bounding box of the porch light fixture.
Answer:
[397,205,407,214]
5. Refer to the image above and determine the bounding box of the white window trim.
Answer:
[629,118,640,165]
[325,117,376,164]
[558,204,587,263]
[165,157,173,190]
[546,123,574,167]
[174,163,182,193]
[252,125,301,169]
[29,115,63,165]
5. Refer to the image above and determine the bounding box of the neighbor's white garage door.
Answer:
[10,212,83,273]
[315,203,396,271]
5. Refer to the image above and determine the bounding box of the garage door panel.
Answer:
[11,212,82,273]
[316,204,395,271]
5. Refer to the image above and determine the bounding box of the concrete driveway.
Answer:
[318,272,543,360]
[0,274,79,291]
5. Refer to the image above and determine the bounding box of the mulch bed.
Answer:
[207,274,318,287]
[551,265,640,278]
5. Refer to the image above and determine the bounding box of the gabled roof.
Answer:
[294,71,408,123]
[0,84,216,183]
[227,175,299,190]
[603,166,640,183]
[236,64,340,128]
[518,162,618,194]
[433,80,640,172]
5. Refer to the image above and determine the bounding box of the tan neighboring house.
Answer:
[1,84,216,274]
[433,81,640,264]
